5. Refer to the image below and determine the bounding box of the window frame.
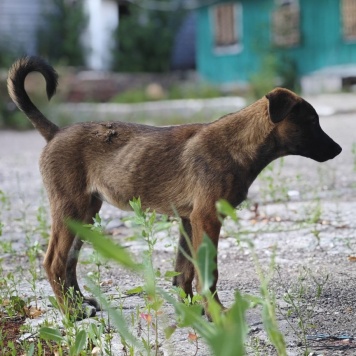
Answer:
[272,0,300,48]
[210,2,243,56]
[342,0,356,42]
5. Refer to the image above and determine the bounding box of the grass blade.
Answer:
[68,220,140,271]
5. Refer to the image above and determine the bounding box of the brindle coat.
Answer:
[8,57,342,318]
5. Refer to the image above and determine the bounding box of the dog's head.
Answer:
[266,88,342,162]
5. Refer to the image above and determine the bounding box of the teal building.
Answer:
[196,0,356,85]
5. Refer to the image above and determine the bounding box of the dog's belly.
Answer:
[98,191,132,211]
[93,181,193,217]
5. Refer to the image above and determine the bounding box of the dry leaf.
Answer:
[348,256,356,262]
[24,306,44,319]
[100,279,113,286]
[1,299,10,306]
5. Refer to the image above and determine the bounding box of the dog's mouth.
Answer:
[307,143,342,162]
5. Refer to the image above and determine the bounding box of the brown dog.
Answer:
[8,57,342,318]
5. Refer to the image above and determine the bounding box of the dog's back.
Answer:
[40,120,205,216]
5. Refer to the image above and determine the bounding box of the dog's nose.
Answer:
[315,139,342,162]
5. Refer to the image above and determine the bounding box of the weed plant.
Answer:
[37,199,286,356]
[275,267,329,356]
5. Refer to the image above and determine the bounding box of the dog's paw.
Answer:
[82,302,97,317]
[83,297,101,311]
[74,303,97,321]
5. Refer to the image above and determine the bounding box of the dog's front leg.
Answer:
[173,217,195,299]
[190,208,224,314]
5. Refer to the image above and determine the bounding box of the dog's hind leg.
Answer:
[43,195,102,319]
[66,195,102,312]
[173,218,195,299]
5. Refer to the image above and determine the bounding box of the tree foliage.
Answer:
[112,3,183,72]
[36,0,87,66]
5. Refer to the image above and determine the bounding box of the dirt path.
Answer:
[0,112,355,355]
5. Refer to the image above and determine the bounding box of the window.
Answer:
[342,0,356,40]
[212,3,242,54]
[272,0,300,47]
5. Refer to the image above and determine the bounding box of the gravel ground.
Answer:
[0,107,355,355]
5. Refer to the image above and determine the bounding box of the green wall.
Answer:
[197,0,356,84]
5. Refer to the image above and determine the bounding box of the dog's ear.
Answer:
[265,88,298,123]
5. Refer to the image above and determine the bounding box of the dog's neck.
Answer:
[207,97,284,189]
[212,97,277,163]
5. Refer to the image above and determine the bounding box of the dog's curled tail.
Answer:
[7,56,59,142]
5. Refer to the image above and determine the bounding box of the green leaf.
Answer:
[87,281,143,351]
[126,286,144,295]
[72,329,87,354]
[68,221,140,271]
[226,291,249,343]
[149,298,163,312]
[208,291,249,356]
[164,325,176,339]
[176,303,205,328]
[155,221,172,232]
[149,210,156,226]
[164,271,181,278]
[142,255,156,297]
[216,199,237,221]
[39,327,64,343]
[27,343,35,356]
[48,296,60,310]
[261,299,287,356]
[244,294,264,307]
[159,288,213,340]
[204,294,222,323]
[196,234,217,294]
[129,197,144,218]
[10,296,25,314]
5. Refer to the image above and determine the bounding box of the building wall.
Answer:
[0,0,42,55]
[287,0,356,74]
[197,0,356,84]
